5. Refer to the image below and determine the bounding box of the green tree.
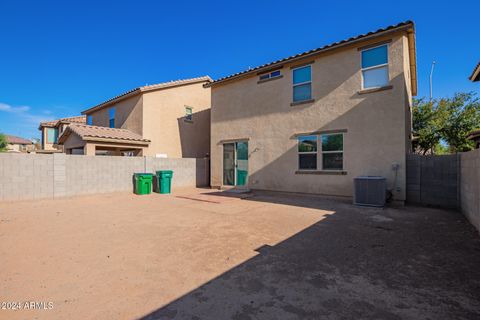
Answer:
[412,92,480,154]
[441,92,480,152]
[0,133,8,152]
[412,98,444,154]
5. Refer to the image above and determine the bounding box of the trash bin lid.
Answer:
[156,170,173,176]
[134,173,153,179]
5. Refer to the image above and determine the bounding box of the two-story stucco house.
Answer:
[207,21,417,202]
[58,77,211,157]
[38,116,86,153]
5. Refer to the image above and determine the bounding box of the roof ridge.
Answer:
[70,123,133,132]
[81,76,212,114]
[206,20,414,86]
[141,76,212,90]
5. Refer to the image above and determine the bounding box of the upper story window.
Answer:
[361,45,389,89]
[292,65,312,102]
[87,115,92,125]
[47,128,58,144]
[185,106,193,121]
[109,108,115,128]
[259,70,282,81]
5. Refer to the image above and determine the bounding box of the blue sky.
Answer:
[0,0,478,139]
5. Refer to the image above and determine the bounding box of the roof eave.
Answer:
[81,89,142,115]
[469,64,480,82]
[57,128,72,144]
[205,22,415,88]
[407,27,418,96]
[81,76,213,115]
[82,136,151,145]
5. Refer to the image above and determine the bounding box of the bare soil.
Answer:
[1,188,480,319]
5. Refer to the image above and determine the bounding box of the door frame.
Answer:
[222,140,248,187]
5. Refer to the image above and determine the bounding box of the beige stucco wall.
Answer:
[62,133,86,153]
[88,95,143,135]
[84,82,210,158]
[41,127,57,150]
[6,143,28,152]
[210,33,413,201]
[142,82,211,158]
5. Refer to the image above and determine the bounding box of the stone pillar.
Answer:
[84,143,95,156]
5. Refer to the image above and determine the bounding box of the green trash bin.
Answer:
[155,170,173,194]
[133,173,153,195]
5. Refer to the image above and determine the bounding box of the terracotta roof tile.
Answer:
[39,115,86,128]
[467,129,480,140]
[205,21,414,87]
[59,124,150,144]
[5,135,32,145]
[82,76,212,114]
[469,62,480,81]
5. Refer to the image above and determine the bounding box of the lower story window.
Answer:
[321,133,343,170]
[298,135,317,170]
[297,133,344,170]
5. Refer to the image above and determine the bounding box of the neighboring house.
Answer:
[5,135,34,153]
[38,116,86,153]
[59,77,211,157]
[469,62,480,82]
[206,21,417,202]
[467,130,480,149]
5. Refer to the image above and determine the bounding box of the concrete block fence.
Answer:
[0,153,209,201]
[407,150,480,233]
[460,149,480,232]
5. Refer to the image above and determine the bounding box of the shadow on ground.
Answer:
[139,191,480,320]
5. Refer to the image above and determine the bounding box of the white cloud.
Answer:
[0,103,30,113]
[0,102,54,124]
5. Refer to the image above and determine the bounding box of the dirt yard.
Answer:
[1,189,480,320]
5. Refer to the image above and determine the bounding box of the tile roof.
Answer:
[468,129,480,139]
[205,21,414,87]
[39,115,86,128]
[5,135,33,145]
[58,123,150,144]
[81,76,212,114]
[469,62,480,82]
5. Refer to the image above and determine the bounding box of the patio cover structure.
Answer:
[58,123,150,156]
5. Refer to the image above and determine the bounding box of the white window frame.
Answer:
[259,69,282,81]
[320,132,344,171]
[297,135,318,170]
[360,44,389,90]
[292,65,312,102]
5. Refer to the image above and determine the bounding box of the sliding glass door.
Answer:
[223,141,248,186]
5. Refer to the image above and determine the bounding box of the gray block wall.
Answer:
[406,154,460,208]
[0,153,54,201]
[460,149,480,232]
[0,154,209,201]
